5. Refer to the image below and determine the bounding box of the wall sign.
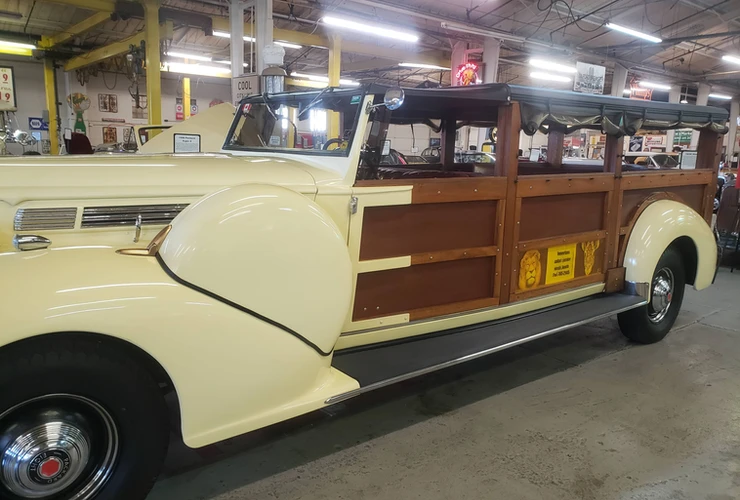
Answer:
[455,62,480,86]
[0,66,17,111]
[175,97,184,121]
[28,117,48,131]
[574,62,605,95]
[232,75,260,104]
[173,133,201,153]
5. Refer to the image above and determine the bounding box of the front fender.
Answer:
[0,247,358,447]
[624,199,715,290]
[160,183,352,355]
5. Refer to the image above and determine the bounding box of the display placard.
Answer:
[0,66,17,111]
[545,243,576,285]
[173,133,201,153]
[680,150,698,170]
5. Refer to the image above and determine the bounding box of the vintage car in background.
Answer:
[0,84,726,500]
[623,151,680,169]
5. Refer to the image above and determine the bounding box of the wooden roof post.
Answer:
[696,129,722,222]
[497,101,521,304]
[547,128,564,167]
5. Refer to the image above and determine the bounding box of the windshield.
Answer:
[224,89,365,156]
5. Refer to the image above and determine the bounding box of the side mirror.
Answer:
[383,87,405,110]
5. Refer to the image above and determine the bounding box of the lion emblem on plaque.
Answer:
[518,250,542,290]
[581,240,600,275]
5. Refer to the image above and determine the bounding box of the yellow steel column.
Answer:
[183,77,191,120]
[42,59,59,155]
[328,34,341,140]
[143,0,162,125]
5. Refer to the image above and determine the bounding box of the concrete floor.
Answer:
[150,268,740,500]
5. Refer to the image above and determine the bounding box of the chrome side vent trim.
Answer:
[81,204,188,229]
[14,208,77,231]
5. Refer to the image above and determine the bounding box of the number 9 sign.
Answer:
[0,67,16,110]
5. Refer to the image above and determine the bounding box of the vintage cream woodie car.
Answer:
[0,84,727,500]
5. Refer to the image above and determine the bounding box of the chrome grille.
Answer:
[81,204,188,228]
[14,208,77,231]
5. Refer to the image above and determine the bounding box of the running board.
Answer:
[327,293,646,404]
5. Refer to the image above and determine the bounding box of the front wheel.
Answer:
[618,246,686,344]
[0,336,169,500]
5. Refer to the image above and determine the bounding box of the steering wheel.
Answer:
[323,138,349,151]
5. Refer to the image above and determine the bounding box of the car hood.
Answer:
[0,153,318,205]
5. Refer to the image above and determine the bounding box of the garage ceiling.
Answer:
[0,0,738,94]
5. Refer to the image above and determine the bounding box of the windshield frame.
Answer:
[222,87,367,157]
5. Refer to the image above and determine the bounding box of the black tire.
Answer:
[618,246,686,344]
[0,335,169,500]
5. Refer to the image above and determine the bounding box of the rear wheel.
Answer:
[618,246,686,344]
[0,336,169,500]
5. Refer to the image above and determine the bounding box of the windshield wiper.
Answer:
[297,86,333,121]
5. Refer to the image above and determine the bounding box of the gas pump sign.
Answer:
[0,66,17,111]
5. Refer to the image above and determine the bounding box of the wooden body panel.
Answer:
[348,102,717,332]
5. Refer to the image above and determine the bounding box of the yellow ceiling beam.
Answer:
[39,0,115,12]
[42,11,112,48]
[64,20,173,71]
[211,17,449,68]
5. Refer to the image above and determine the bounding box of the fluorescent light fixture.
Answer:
[213,60,249,68]
[680,99,688,104]
[165,51,211,62]
[0,39,35,49]
[622,89,631,95]
[276,41,303,49]
[529,58,577,74]
[164,62,231,77]
[211,31,302,49]
[530,71,571,83]
[399,62,450,70]
[322,16,419,43]
[606,23,662,43]
[708,93,732,100]
[638,81,671,90]
[722,54,740,65]
[290,71,360,87]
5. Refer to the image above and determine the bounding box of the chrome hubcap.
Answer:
[0,395,118,500]
[649,267,674,323]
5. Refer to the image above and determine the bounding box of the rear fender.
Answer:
[623,200,715,291]
[0,248,358,448]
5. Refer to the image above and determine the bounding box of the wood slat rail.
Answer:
[516,173,615,197]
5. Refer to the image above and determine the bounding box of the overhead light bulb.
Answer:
[276,41,303,49]
[606,23,662,43]
[529,58,577,74]
[622,89,632,95]
[165,51,212,62]
[680,99,688,104]
[399,62,451,70]
[721,54,740,65]
[708,93,732,100]
[530,71,571,83]
[322,16,418,43]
